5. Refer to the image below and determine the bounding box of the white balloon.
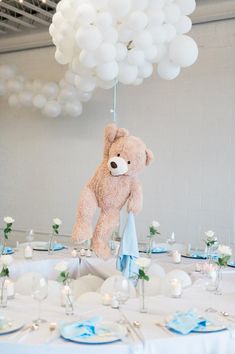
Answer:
[108,0,131,19]
[96,78,117,89]
[33,94,47,109]
[55,49,70,65]
[169,35,198,67]
[0,81,6,96]
[158,59,181,80]
[75,4,96,25]
[52,12,64,28]
[65,101,83,117]
[95,43,117,62]
[133,77,143,86]
[153,43,167,63]
[144,45,158,61]
[56,2,73,18]
[79,50,97,68]
[101,26,118,43]
[127,49,145,66]
[175,0,196,15]
[8,94,20,107]
[75,75,97,92]
[164,4,181,24]
[127,11,148,32]
[76,25,102,51]
[163,23,176,42]
[49,23,56,37]
[148,10,165,25]
[58,86,78,101]
[65,70,77,85]
[0,65,16,80]
[95,12,113,28]
[118,62,138,84]
[19,91,33,106]
[7,79,22,92]
[96,61,118,81]
[42,82,59,98]
[44,101,61,118]
[134,31,153,50]
[79,91,92,102]
[148,0,164,10]
[118,25,135,43]
[116,43,127,61]
[92,0,108,10]
[138,62,153,78]
[149,25,166,44]
[131,0,148,11]
[175,16,192,34]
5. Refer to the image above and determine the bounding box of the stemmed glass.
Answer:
[113,276,130,305]
[167,232,176,252]
[32,276,48,324]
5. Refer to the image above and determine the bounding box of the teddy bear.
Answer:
[72,123,153,259]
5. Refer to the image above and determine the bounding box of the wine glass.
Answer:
[113,276,130,304]
[32,276,48,323]
[166,232,176,252]
[26,229,34,245]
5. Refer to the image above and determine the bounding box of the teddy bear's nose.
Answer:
[110,161,117,169]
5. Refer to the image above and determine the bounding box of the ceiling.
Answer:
[0,0,234,53]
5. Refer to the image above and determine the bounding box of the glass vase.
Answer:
[0,235,6,255]
[205,245,213,262]
[214,266,223,295]
[48,233,56,255]
[64,285,74,316]
[0,277,8,308]
[147,237,154,258]
[139,279,147,313]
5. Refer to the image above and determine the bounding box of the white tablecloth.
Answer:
[0,274,235,354]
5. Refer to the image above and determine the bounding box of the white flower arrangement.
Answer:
[204,230,217,247]
[149,220,160,237]
[3,217,15,224]
[135,257,151,281]
[54,261,69,284]
[3,216,15,241]
[216,244,232,267]
[0,255,13,278]
[52,218,62,235]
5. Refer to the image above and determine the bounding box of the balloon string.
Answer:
[111,83,117,122]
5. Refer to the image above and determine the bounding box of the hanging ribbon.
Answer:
[110,82,117,122]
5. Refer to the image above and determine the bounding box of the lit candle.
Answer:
[102,293,111,306]
[24,245,33,259]
[85,249,92,257]
[195,263,201,272]
[71,249,77,258]
[80,248,85,256]
[172,250,181,263]
[170,278,182,298]
[5,279,15,299]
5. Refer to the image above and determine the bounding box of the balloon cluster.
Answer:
[0,64,90,117]
[50,0,198,91]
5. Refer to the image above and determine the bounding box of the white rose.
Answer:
[152,221,160,228]
[205,230,214,238]
[54,261,68,272]
[135,257,151,268]
[53,218,62,226]
[0,255,13,266]
[4,216,15,224]
[218,245,232,256]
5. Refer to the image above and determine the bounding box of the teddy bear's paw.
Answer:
[72,223,92,243]
[127,200,142,214]
[105,123,118,142]
[92,239,111,260]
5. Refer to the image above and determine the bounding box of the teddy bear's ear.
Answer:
[105,123,119,142]
[146,149,154,166]
[116,127,129,139]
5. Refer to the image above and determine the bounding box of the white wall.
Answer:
[0,20,235,248]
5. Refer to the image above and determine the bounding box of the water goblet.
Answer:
[32,276,48,324]
[113,276,130,305]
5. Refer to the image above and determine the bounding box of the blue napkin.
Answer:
[166,310,207,335]
[2,247,14,255]
[50,243,64,251]
[60,316,101,340]
[116,213,139,280]
[151,247,167,253]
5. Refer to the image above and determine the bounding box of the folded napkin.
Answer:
[116,213,139,280]
[151,247,167,253]
[166,310,207,335]
[60,316,102,340]
[50,243,64,251]
[2,247,14,255]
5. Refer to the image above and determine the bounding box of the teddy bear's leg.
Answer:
[91,209,119,260]
[72,186,97,244]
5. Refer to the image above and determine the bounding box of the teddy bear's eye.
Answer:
[128,161,131,164]
[117,154,120,157]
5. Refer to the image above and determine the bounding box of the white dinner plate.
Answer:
[192,323,227,333]
[61,321,127,344]
[0,320,24,335]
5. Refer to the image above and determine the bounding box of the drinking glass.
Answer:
[113,276,130,304]
[167,232,176,252]
[32,276,48,323]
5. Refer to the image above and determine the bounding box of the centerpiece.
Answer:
[55,261,73,315]
[147,221,160,257]
[203,230,217,261]
[48,218,62,255]
[1,217,15,255]
[0,255,13,307]
[214,244,232,295]
[135,257,151,313]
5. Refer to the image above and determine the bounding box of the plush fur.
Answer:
[72,123,154,259]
